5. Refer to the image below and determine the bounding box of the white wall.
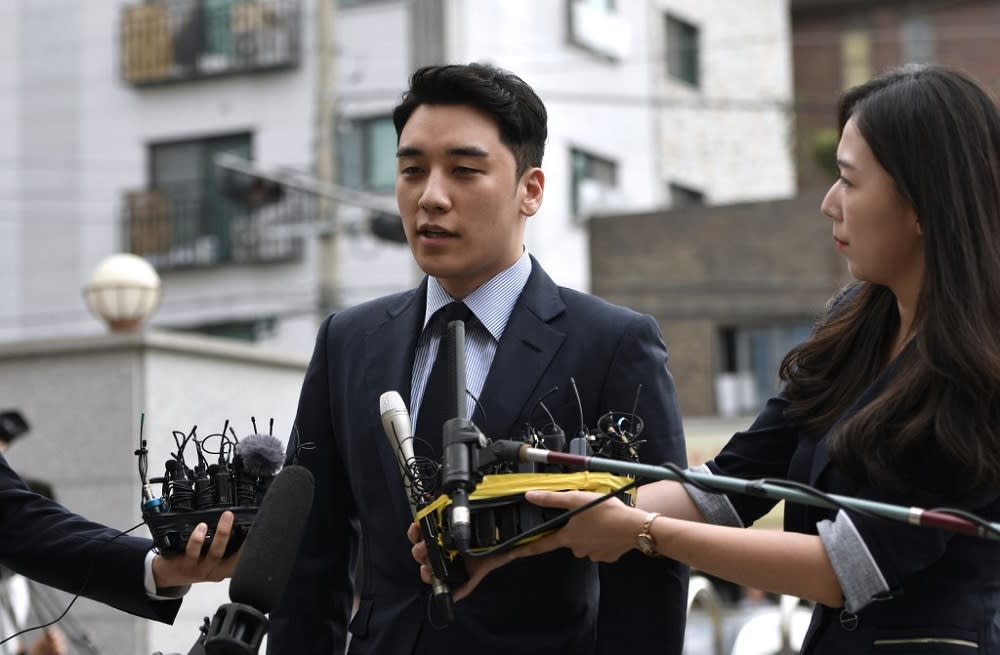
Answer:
[0,332,307,655]
[654,0,796,204]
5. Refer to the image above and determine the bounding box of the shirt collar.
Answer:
[423,249,532,341]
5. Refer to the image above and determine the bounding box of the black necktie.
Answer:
[415,302,473,462]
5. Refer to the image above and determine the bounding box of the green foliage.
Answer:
[811,127,840,181]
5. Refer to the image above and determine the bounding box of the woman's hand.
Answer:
[151,510,238,589]
[406,490,645,599]
[514,490,643,562]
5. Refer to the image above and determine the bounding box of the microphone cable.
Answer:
[461,477,644,559]
[0,520,145,648]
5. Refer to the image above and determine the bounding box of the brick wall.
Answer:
[589,191,851,415]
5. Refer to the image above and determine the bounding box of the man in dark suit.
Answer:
[0,410,236,632]
[268,63,688,655]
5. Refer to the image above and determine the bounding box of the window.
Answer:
[120,0,300,85]
[337,116,397,192]
[716,322,813,415]
[567,0,629,60]
[665,14,700,87]
[570,148,619,218]
[177,317,277,342]
[901,14,935,64]
[145,133,252,267]
[669,182,704,209]
[841,27,872,89]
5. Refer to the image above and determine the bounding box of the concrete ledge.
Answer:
[0,329,309,370]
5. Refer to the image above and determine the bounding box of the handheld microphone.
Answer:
[440,320,480,555]
[177,464,315,655]
[379,391,459,623]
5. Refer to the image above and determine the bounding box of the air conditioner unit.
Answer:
[571,0,631,60]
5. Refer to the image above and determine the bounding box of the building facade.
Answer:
[793,0,1000,188]
[336,0,797,294]
[590,191,852,417]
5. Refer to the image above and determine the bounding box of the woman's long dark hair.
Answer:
[780,66,1000,495]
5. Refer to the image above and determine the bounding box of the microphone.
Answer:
[379,391,420,514]
[234,433,284,479]
[177,464,315,655]
[439,320,486,556]
[379,391,459,623]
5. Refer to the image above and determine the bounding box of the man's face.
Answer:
[395,104,544,299]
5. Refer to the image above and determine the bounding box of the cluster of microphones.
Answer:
[378,317,647,623]
[137,417,315,655]
[136,418,287,558]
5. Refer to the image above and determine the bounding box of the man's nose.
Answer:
[418,170,451,212]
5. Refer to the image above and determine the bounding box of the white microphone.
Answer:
[380,390,420,514]
[379,390,456,621]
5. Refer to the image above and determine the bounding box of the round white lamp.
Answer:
[83,254,162,332]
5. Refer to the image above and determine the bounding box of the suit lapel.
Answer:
[479,260,567,440]
[364,283,426,522]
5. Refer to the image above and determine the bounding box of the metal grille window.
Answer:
[126,133,305,269]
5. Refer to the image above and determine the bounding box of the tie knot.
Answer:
[436,301,473,330]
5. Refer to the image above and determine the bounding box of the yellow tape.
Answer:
[415,472,636,555]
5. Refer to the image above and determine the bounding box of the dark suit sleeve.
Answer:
[595,314,689,655]
[268,314,357,654]
[0,455,180,623]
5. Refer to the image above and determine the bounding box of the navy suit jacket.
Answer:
[0,454,180,624]
[269,258,689,655]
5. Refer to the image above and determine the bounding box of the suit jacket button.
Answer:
[839,609,859,631]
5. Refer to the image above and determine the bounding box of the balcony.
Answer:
[120,0,300,86]
[123,181,311,270]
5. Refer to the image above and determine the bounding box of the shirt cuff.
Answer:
[682,464,744,527]
[144,550,191,600]
[816,510,889,612]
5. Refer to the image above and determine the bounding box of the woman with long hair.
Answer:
[415,65,1000,652]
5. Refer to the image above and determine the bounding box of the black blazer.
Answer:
[707,353,1000,653]
[0,454,180,624]
[269,259,689,655]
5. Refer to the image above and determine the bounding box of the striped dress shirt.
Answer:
[410,250,532,430]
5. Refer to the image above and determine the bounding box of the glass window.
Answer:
[716,322,813,415]
[901,14,935,64]
[571,148,618,218]
[666,14,700,87]
[337,116,396,192]
[669,182,705,209]
[841,27,872,89]
[148,133,253,265]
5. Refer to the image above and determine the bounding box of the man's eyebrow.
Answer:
[396,146,422,158]
[395,145,490,158]
[837,158,856,171]
[447,146,489,158]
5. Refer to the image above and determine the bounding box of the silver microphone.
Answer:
[380,390,420,513]
[379,390,456,622]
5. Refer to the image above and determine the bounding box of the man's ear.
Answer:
[519,167,545,218]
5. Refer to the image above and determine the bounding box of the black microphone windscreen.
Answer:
[235,433,285,477]
[228,464,314,613]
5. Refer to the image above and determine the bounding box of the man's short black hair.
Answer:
[0,410,29,445]
[392,62,548,178]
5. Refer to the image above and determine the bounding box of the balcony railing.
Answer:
[123,181,311,270]
[120,0,300,85]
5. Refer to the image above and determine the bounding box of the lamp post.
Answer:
[83,254,162,333]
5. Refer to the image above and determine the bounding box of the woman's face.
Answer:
[821,117,924,297]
